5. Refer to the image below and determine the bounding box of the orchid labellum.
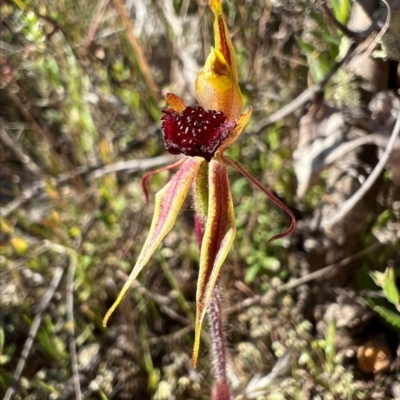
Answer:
[103,0,295,372]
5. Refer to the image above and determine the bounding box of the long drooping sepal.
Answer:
[192,157,236,367]
[103,157,204,326]
[223,156,296,243]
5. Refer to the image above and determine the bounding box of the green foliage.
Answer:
[368,304,400,329]
[296,0,351,83]
[34,315,69,362]
[330,0,351,25]
[264,321,367,399]
[368,266,400,330]
[370,267,400,310]
[0,328,15,367]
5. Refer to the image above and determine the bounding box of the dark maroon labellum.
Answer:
[161,106,235,162]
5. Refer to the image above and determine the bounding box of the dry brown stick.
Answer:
[0,119,43,177]
[5,88,64,169]
[226,241,384,315]
[115,269,171,306]
[84,0,111,54]
[65,251,82,400]
[5,89,48,143]
[148,325,193,345]
[251,0,394,135]
[0,154,176,217]
[324,130,400,166]
[112,0,160,102]
[337,0,392,90]
[115,269,190,325]
[3,265,65,400]
[225,295,261,315]
[322,2,378,38]
[251,40,358,134]
[324,110,400,228]
[276,241,383,292]
[88,154,177,179]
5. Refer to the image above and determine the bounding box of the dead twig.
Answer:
[115,269,171,306]
[84,0,111,54]
[225,294,261,315]
[324,110,400,228]
[324,130,400,166]
[0,154,176,217]
[251,0,394,135]
[66,251,82,400]
[148,325,193,345]
[112,0,160,102]
[0,119,44,177]
[251,41,358,134]
[322,2,377,38]
[226,241,384,315]
[3,265,65,400]
[337,0,392,90]
[276,241,383,292]
[88,154,177,179]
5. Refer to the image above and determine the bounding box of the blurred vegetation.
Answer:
[0,0,399,399]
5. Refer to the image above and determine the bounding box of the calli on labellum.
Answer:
[103,0,296,368]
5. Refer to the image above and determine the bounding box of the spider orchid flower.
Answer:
[103,0,296,368]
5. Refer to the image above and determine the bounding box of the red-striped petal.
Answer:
[192,157,236,367]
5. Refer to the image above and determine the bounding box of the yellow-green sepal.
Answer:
[192,157,236,367]
[103,157,204,327]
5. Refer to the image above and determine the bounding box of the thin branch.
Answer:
[322,3,377,38]
[112,0,160,102]
[336,0,392,90]
[251,41,358,134]
[0,119,44,177]
[115,269,172,306]
[4,265,65,400]
[226,241,384,315]
[324,130,400,166]
[0,154,176,217]
[324,111,400,228]
[225,295,261,315]
[66,251,82,400]
[89,154,176,180]
[148,325,192,345]
[84,0,111,54]
[250,0,394,135]
[5,88,64,168]
[276,241,383,292]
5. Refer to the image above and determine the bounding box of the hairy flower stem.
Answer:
[193,171,231,398]
[208,279,231,400]
[208,278,228,382]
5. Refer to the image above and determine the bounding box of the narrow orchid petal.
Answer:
[192,157,236,367]
[223,156,296,243]
[141,157,186,203]
[103,157,204,327]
